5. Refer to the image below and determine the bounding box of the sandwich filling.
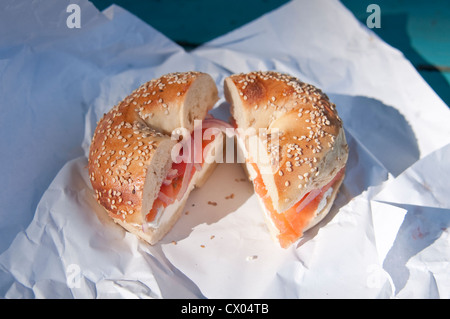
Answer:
[235,124,345,248]
[251,162,345,248]
[145,118,228,228]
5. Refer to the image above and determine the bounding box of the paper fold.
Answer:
[1,0,449,298]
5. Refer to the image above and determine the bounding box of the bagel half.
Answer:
[88,71,222,244]
[225,71,348,248]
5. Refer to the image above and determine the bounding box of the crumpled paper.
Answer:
[1,0,450,298]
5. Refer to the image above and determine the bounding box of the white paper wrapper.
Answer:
[1,0,449,298]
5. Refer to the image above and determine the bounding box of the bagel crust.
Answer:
[225,71,348,218]
[88,72,219,242]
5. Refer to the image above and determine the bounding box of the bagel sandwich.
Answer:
[225,71,348,248]
[88,71,225,245]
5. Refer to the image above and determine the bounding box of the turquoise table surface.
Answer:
[91,0,450,108]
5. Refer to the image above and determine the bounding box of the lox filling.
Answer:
[145,128,215,225]
[251,163,345,248]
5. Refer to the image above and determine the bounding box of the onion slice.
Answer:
[295,167,346,213]
[201,118,234,129]
[295,189,322,213]
[175,117,233,201]
[177,161,193,201]
[201,118,235,138]
[163,169,178,185]
[166,168,178,179]
[158,191,174,205]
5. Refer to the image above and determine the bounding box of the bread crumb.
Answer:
[200,245,205,248]
[171,241,177,245]
[207,201,217,206]
[225,193,235,199]
[185,211,189,215]
[210,235,215,240]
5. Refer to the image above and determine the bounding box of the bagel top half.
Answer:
[88,71,218,225]
[224,71,348,214]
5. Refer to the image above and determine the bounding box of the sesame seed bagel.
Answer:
[225,71,348,246]
[88,72,219,244]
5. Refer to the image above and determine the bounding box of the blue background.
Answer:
[90,0,450,107]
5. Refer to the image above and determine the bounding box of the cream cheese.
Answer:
[236,134,257,180]
[317,186,333,214]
